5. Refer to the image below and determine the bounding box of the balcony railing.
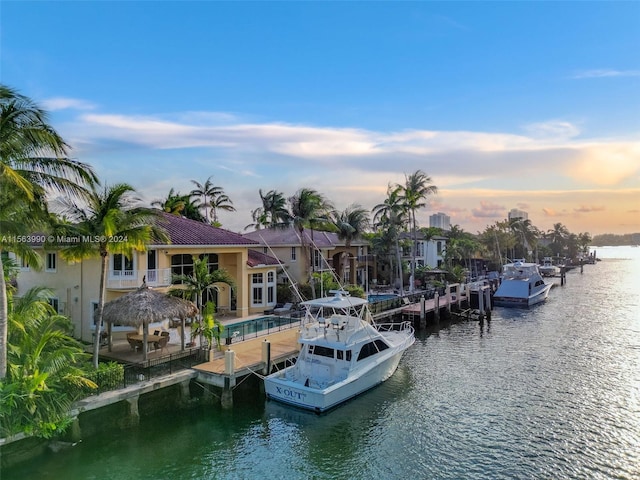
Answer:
[107,268,172,289]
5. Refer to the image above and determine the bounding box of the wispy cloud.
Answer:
[42,97,96,111]
[572,69,640,79]
[574,205,606,213]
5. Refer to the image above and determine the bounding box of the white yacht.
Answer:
[264,291,415,413]
[539,257,560,277]
[493,260,552,307]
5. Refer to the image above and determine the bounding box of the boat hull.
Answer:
[493,282,552,307]
[264,346,409,413]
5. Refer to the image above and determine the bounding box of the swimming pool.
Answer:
[368,294,399,302]
[222,314,302,343]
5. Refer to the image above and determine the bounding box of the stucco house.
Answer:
[243,226,371,289]
[10,212,280,343]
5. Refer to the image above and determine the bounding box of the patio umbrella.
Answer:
[101,284,198,360]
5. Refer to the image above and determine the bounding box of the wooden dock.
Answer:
[192,327,301,388]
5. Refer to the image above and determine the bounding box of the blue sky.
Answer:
[3,1,639,235]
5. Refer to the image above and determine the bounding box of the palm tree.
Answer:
[331,204,370,284]
[0,84,98,379]
[547,222,570,257]
[57,183,168,368]
[397,170,438,292]
[209,193,235,226]
[372,184,408,292]
[170,257,235,347]
[152,189,204,222]
[190,176,223,224]
[288,188,332,296]
[3,286,94,438]
[246,189,290,230]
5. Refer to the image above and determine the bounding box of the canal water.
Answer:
[4,247,639,479]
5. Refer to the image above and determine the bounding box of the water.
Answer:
[4,247,639,479]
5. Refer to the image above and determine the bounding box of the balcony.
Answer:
[107,269,172,290]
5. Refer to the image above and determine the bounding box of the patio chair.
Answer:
[154,332,170,353]
[273,303,293,315]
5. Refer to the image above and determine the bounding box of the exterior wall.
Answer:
[247,266,278,315]
[12,245,257,343]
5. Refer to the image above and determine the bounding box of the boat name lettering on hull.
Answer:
[275,386,307,401]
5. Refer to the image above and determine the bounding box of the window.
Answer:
[357,339,389,361]
[313,250,321,269]
[46,252,57,272]
[263,247,268,254]
[309,345,334,358]
[48,297,59,313]
[252,273,264,306]
[437,241,443,255]
[171,254,194,280]
[336,350,352,361]
[267,271,274,283]
[267,286,274,303]
[19,256,30,271]
[199,253,219,273]
[112,253,135,277]
[291,247,296,261]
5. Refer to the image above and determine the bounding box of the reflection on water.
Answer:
[4,247,640,480]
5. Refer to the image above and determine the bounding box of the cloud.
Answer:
[471,201,505,218]
[574,205,606,213]
[42,97,96,111]
[572,69,640,79]
[523,120,580,140]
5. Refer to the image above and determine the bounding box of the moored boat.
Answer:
[493,260,552,307]
[539,257,560,277]
[263,290,415,413]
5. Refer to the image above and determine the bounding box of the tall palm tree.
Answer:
[0,84,97,379]
[547,222,570,257]
[209,193,235,226]
[288,188,332,296]
[331,204,370,284]
[190,176,224,224]
[246,189,289,230]
[372,184,408,292]
[57,183,168,368]
[397,170,438,292]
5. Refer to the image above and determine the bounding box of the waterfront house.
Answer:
[399,231,448,270]
[243,226,372,289]
[10,212,280,343]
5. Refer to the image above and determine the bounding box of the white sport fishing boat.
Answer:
[493,259,552,307]
[539,257,560,277]
[264,290,415,413]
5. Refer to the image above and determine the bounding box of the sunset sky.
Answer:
[3,1,639,235]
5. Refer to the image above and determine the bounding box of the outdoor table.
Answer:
[128,334,162,352]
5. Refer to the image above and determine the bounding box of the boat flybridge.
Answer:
[264,290,415,413]
[493,259,552,307]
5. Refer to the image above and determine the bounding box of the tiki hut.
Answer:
[101,284,198,360]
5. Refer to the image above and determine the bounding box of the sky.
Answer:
[2,1,639,236]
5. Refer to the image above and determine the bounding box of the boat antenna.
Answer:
[258,234,307,304]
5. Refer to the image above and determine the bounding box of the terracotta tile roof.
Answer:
[154,212,259,246]
[243,226,366,248]
[247,249,281,267]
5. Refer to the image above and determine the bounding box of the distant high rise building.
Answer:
[429,212,451,231]
[508,208,528,221]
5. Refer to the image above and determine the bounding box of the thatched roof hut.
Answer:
[102,284,198,360]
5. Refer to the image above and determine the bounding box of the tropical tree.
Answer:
[152,188,204,222]
[331,204,370,284]
[57,183,167,368]
[1,287,95,438]
[288,188,332,295]
[170,257,235,347]
[190,176,235,226]
[547,222,570,256]
[397,170,438,292]
[0,84,97,379]
[209,192,236,226]
[372,184,408,292]
[190,176,223,224]
[246,189,290,230]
